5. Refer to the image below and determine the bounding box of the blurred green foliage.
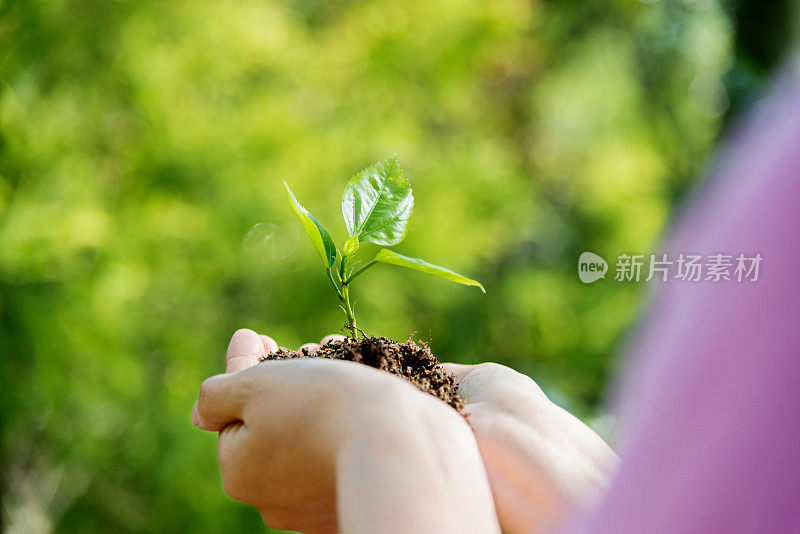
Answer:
[0,0,764,530]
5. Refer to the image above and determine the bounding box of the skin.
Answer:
[191,329,501,534]
[441,363,619,534]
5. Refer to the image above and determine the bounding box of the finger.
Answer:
[320,334,346,345]
[299,342,321,354]
[226,329,264,374]
[193,373,249,431]
[216,421,256,504]
[439,363,475,383]
[442,362,540,403]
[260,334,279,354]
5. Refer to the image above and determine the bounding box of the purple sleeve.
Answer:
[577,69,800,533]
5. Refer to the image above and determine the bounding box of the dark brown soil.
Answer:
[259,336,465,415]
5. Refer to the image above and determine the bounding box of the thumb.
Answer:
[442,362,544,404]
[440,362,476,384]
[441,363,484,403]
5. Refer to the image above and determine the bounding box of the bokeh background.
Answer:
[0,0,796,531]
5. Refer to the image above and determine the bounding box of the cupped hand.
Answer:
[191,330,349,532]
[192,330,500,534]
[441,362,618,534]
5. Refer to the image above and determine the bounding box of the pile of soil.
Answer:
[259,336,465,415]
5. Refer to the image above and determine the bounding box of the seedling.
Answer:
[284,155,485,338]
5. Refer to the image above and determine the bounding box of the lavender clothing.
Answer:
[579,68,800,533]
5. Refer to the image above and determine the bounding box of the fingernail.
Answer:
[191,402,200,427]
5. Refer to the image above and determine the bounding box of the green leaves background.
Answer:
[0,0,745,531]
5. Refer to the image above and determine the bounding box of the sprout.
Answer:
[285,155,484,337]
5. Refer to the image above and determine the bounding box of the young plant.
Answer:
[284,155,484,338]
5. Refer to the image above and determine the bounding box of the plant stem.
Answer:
[337,253,358,337]
[341,284,357,338]
[342,259,377,285]
[339,251,348,281]
[327,267,344,300]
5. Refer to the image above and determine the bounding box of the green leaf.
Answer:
[374,249,485,293]
[284,181,337,267]
[341,155,414,246]
[342,235,360,256]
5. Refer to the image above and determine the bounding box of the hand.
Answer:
[192,330,500,534]
[441,362,618,534]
